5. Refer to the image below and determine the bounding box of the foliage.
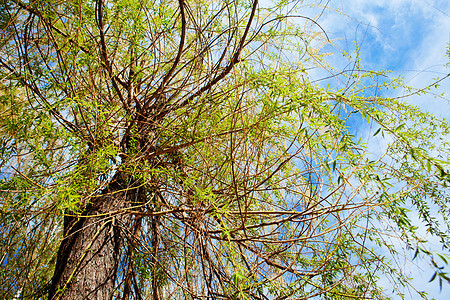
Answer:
[0,0,449,299]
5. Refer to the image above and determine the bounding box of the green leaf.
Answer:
[429,272,437,283]
[373,128,381,136]
[413,248,419,260]
[437,253,449,265]
[231,272,248,285]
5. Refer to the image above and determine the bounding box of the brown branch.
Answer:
[150,191,161,300]
[176,0,259,109]
[96,0,128,111]
[11,0,91,54]
[122,216,142,300]
[145,128,244,159]
[141,0,187,112]
[0,58,85,139]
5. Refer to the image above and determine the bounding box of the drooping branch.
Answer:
[176,0,259,109]
[96,0,129,112]
[141,0,187,112]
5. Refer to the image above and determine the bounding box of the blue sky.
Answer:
[304,0,449,298]
[316,0,449,116]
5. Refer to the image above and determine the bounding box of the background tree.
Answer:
[0,0,449,299]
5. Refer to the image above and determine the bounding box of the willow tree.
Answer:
[0,0,449,299]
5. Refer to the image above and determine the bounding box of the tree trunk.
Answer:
[48,173,139,300]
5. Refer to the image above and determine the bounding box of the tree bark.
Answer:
[48,173,139,300]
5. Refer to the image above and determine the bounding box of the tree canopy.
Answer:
[0,0,449,299]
